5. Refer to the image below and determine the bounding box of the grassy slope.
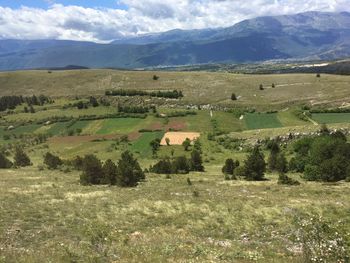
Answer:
[1,70,350,108]
[311,113,350,124]
[0,168,349,262]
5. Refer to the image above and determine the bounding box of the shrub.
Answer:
[182,138,191,151]
[231,93,237,100]
[243,146,266,181]
[14,147,31,167]
[43,152,63,169]
[172,156,190,174]
[277,174,300,185]
[80,155,104,185]
[0,152,13,168]
[101,159,117,185]
[116,151,144,187]
[222,158,239,178]
[150,158,172,174]
[190,150,204,172]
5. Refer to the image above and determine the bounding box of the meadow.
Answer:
[0,69,350,262]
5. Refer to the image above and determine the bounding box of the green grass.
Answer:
[0,168,349,262]
[244,113,283,130]
[96,118,144,135]
[311,113,350,124]
[130,131,165,157]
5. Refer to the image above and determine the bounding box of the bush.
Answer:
[0,152,13,168]
[190,150,204,172]
[172,156,190,174]
[116,151,145,187]
[277,174,300,185]
[80,155,103,185]
[101,159,117,185]
[150,158,172,174]
[222,158,239,177]
[14,147,31,167]
[43,152,63,169]
[243,146,266,181]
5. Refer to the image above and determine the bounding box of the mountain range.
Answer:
[1,11,350,70]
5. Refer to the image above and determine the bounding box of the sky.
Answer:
[0,0,350,42]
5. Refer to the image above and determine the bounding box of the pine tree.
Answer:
[0,152,13,168]
[43,152,63,169]
[244,146,266,181]
[190,150,204,172]
[102,159,117,185]
[116,151,144,187]
[14,147,31,167]
[80,155,103,185]
[231,93,237,100]
[222,158,236,175]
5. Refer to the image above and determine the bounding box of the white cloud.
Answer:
[0,0,350,42]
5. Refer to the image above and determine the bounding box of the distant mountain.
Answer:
[1,11,350,70]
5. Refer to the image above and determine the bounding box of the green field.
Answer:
[244,113,283,130]
[96,118,144,135]
[131,131,165,157]
[312,113,350,124]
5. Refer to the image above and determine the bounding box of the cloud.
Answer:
[0,0,350,42]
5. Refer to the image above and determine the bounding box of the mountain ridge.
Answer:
[1,11,350,70]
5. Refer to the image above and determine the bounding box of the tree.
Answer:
[231,93,237,100]
[272,83,275,88]
[102,159,117,185]
[316,73,321,78]
[153,75,159,80]
[24,106,28,113]
[278,174,300,185]
[150,158,172,174]
[243,146,266,181]
[267,140,280,171]
[259,84,264,90]
[182,138,191,151]
[275,152,288,174]
[80,155,103,185]
[43,152,63,169]
[116,151,144,187]
[29,105,35,113]
[89,96,99,107]
[165,137,170,146]
[0,152,12,168]
[190,150,204,172]
[222,158,235,175]
[171,156,190,174]
[14,147,31,167]
[76,101,84,109]
[150,138,161,155]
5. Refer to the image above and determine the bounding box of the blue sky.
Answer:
[0,0,349,42]
[0,0,127,9]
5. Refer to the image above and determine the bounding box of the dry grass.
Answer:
[160,132,200,145]
[0,168,349,262]
[1,70,350,108]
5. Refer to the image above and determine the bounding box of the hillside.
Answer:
[1,70,350,109]
[1,12,350,70]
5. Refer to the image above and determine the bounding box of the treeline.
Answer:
[105,89,183,99]
[117,105,154,114]
[150,150,204,174]
[0,95,51,112]
[155,111,196,118]
[42,151,144,187]
[289,129,350,182]
[310,108,350,114]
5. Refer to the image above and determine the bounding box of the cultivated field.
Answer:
[0,69,350,262]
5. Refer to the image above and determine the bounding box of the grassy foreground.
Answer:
[1,168,349,262]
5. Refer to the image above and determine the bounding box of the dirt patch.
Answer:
[161,132,200,145]
[147,122,163,130]
[165,120,187,131]
[128,131,141,141]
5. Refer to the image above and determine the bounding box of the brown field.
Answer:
[160,132,200,145]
